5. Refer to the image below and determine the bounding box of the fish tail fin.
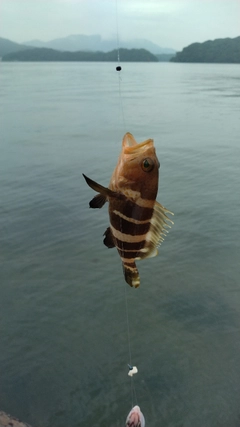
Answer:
[122,262,140,288]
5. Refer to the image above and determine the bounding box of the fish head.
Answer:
[125,405,145,427]
[110,132,160,200]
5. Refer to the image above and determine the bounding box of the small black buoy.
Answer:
[116,66,122,71]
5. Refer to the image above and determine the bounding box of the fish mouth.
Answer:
[123,132,153,153]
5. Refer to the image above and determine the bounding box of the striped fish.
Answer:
[83,132,173,288]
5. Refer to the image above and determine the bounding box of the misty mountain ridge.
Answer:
[2,47,160,62]
[23,34,176,54]
[0,36,31,56]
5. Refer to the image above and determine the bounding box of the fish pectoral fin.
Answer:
[123,262,140,288]
[83,174,109,195]
[89,194,107,209]
[103,227,115,248]
[83,174,123,200]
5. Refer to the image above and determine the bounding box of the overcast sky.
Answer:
[1,0,239,51]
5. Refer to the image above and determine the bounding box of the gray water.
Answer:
[0,62,240,427]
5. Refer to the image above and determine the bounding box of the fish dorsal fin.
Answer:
[103,227,115,248]
[141,201,174,259]
[89,194,107,209]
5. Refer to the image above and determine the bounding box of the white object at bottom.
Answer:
[125,405,145,427]
[128,366,138,377]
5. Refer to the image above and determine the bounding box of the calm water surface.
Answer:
[0,62,240,427]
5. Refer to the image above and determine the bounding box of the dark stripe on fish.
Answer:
[118,249,141,259]
[114,200,153,222]
[110,211,151,236]
[114,239,146,251]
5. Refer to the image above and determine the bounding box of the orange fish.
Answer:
[83,132,173,288]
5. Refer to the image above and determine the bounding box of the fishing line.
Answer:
[115,0,126,132]
[124,285,132,367]
[115,0,139,412]
[125,284,137,407]
[118,210,138,407]
[115,0,120,62]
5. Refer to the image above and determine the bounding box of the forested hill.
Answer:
[0,37,31,56]
[2,47,158,62]
[171,36,240,63]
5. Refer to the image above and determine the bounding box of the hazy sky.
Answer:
[1,0,239,50]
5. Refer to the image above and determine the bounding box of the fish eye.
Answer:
[141,158,154,172]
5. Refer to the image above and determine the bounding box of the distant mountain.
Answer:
[171,36,240,63]
[23,34,176,55]
[0,37,31,57]
[2,47,159,62]
[155,53,175,62]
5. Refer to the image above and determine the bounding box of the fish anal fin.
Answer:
[143,247,158,259]
[103,227,115,248]
[89,194,107,209]
[123,262,140,288]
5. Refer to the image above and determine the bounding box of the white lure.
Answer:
[128,366,138,377]
[125,405,145,427]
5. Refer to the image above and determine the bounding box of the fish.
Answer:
[125,405,145,427]
[83,132,173,288]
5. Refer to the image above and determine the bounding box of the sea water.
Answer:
[1,62,240,427]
